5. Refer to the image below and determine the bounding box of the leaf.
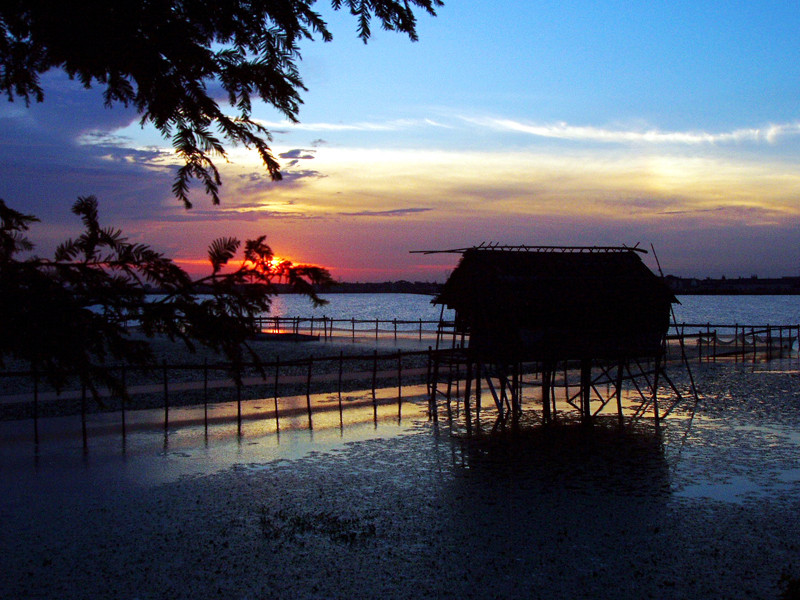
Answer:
[208,237,240,273]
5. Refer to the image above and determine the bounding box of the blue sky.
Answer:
[1,1,799,281]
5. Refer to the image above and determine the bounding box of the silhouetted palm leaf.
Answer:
[208,237,241,273]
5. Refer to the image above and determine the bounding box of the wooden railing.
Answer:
[254,316,450,342]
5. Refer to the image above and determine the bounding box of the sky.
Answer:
[1,1,799,281]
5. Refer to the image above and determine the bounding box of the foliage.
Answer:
[0,196,332,400]
[0,0,442,207]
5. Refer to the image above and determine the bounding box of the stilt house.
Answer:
[434,246,676,364]
[427,245,679,422]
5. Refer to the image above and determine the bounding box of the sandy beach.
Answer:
[1,356,799,599]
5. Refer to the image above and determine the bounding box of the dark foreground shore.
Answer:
[1,359,799,599]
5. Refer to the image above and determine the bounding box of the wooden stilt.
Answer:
[463,359,473,421]
[615,358,625,422]
[541,365,551,423]
[475,361,482,416]
[580,359,591,424]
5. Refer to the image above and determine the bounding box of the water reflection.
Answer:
[444,415,670,499]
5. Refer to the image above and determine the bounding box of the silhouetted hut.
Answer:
[429,246,678,422]
[434,246,676,364]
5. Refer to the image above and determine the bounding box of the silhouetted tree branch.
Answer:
[0,0,443,207]
[0,196,333,401]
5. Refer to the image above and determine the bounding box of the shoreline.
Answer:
[1,359,799,598]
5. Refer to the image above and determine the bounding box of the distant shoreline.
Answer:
[311,277,800,295]
[141,277,800,296]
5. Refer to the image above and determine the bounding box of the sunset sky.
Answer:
[1,1,799,281]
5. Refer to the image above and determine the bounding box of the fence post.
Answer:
[120,363,126,438]
[427,347,437,422]
[397,350,403,409]
[236,364,242,433]
[32,362,39,446]
[419,319,423,341]
[375,318,379,341]
[352,318,355,342]
[393,319,397,342]
[372,350,378,405]
[338,351,344,400]
[203,359,208,431]
[767,324,772,361]
[81,382,88,449]
[305,358,313,430]
[273,355,280,432]
[338,351,344,423]
[163,359,169,430]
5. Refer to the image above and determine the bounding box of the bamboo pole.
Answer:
[475,361,482,416]
[120,363,126,438]
[541,365,551,423]
[236,365,242,434]
[615,359,625,423]
[305,358,313,430]
[397,350,403,409]
[203,359,208,431]
[81,382,88,449]
[163,360,169,430]
[32,362,39,445]
[371,350,378,406]
[338,351,344,423]
[580,359,591,424]
[273,355,280,432]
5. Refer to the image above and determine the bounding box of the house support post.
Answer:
[580,358,592,424]
[616,358,625,423]
[541,364,552,423]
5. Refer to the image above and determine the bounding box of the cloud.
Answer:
[256,118,450,133]
[233,168,325,194]
[154,208,321,222]
[338,207,433,217]
[0,71,175,229]
[460,117,800,146]
[279,149,316,159]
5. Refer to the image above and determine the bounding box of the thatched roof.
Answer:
[434,247,676,362]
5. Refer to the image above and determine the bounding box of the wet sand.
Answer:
[1,359,799,599]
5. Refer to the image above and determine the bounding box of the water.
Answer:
[268,292,452,322]
[269,292,800,325]
[672,295,800,325]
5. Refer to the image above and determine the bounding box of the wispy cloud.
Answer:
[461,117,800,145]
[338,207,433,217]
[255,118,451,132]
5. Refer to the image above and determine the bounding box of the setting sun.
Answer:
[268,255,290,271]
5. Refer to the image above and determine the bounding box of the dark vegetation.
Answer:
[0,197,332,400]
[0,0,442,207]
[0,1,441,400]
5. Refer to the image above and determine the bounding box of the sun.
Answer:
[268,255,291,271]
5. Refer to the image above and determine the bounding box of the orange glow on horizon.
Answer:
[173,256,333,278]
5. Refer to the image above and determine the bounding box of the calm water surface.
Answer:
[269,293,800,325]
